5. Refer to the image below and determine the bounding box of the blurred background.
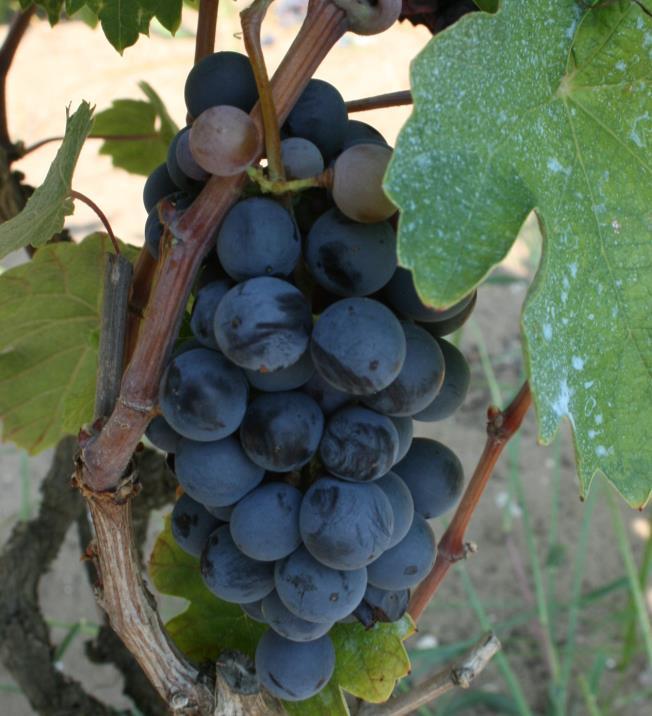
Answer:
[1,3,651,715]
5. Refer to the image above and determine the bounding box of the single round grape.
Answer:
[341,119,388,151]
[214,277,312,372]
[189,279,231,349]
[311,298,406,395]
[280,137,324,179]
[354,585,409,627]
[230,483,302,561]
[363,323,445,416]
[201,525,274,603]
[216,198,300,281]
[393,438,464,519]
[175,437,265,507]
[171,494,220,558]
[184,51,258,118]
[300,477,394,570]
[175,126,210,181]
[261,592,333,642]
[375,472,414,548]
[285,79,347,159]
[413,339,471,422]
[143,162,178,213]
[167,127,205,192]
[189,105,260,176]
[367,514,436,590]
[275,546,367,623]
[419,290,477,337]
[319,406,399,482]
[383,267,475,323]
[159,348,248,441]
[241,599,266,623]
[332,143,396,223]
[255,630,335,701]
[246,350,314,392]
[390,416,413,463]
[305,209,397,296]
[145,415,181,453]
[240,391,324,472]
[301,372,352,415]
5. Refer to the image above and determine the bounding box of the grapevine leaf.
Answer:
[386,0,652,506]
[0,235,135,453]
[65,0,87,13]
[0,102,93,260]
[148,517,266,662]
[330,617,415,703]
[92,84,178,175]
[21,0,64,23]
[141,0,183,33]
[283,681,349,716]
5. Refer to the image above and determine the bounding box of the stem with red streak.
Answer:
[409,382,533,621]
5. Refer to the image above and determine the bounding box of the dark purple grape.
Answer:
[362,323,445,416]
[300,477,394,570]
[159,348,248,442]
[311,298,406,395]
[240,391,324,471]
[319,406,399,482]
[189,280,231,349]
[184,51,258,118]
[414,339,471,422]
[175,437,265,507]
[171,494,220,558]
[201,525,274,603]
[393,438,464,519]
[230,483,302,561]
[305,209,397,297]
[255,630,335,701]
[367,514,436,590]
[274,546,367,623]
[214,277,312,373]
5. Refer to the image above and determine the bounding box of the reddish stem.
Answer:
[194,0,220,65]
[346,89,412,113]
[0,6,36,149]
[70,190,120,255]
[409,382,533,621]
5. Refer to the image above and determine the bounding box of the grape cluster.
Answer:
[143,51,473,703]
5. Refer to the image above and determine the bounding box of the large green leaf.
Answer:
[0,102,93,260]
[149,518,415,709]
[386,0,652,506]
[0,235,131,453]
[92,82,178,175]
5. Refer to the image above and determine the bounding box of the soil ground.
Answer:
[0,5,650,716]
